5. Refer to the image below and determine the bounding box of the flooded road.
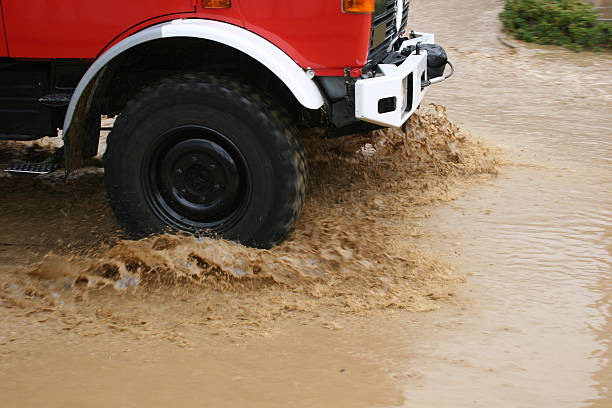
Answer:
[406,0,612,405]
[1,0,611,406]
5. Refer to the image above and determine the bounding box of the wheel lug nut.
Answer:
[175,169,182,176]
[209,164,216,170]
[191,156,198,162]
[214,184,221,191]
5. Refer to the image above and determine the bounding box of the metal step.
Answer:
[4,160,60,175]
[38,93,73,107]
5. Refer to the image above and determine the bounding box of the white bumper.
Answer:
[355,33,435,128]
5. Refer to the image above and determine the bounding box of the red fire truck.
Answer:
[0,0,452,247]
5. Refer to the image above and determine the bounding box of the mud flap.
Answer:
[63,70,104,175]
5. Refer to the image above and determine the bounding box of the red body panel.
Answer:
[1,0,371,75]
[2,0,195,59]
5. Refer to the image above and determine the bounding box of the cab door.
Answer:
[2,0,194,59]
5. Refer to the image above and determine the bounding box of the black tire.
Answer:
[103,74,307,248]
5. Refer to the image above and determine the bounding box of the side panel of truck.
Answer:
[2,0,371,74]
[2,0,194,58]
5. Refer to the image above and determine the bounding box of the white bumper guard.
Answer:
[355,32,451,128]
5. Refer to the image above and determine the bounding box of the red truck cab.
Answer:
[0,0,451,248]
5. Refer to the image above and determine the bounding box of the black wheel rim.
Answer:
[142,125,251,233]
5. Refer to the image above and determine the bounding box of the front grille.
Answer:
[368,0,410,66]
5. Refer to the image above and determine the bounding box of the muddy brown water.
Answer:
[1,0,611,406]
[406,0,612,406]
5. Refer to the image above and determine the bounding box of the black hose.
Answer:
[422,60,455,89]
[444,60,455,81]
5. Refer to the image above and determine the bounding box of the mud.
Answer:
[0,102,502,408]
[1,105,499,344]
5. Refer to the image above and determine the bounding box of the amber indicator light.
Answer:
[343,0,375,13]
[203,0,231,8]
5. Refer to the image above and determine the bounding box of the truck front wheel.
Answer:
[103,75,307,248]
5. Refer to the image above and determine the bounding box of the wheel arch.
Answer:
[63,19,324,171]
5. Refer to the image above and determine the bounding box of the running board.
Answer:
[4,160,60,175]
